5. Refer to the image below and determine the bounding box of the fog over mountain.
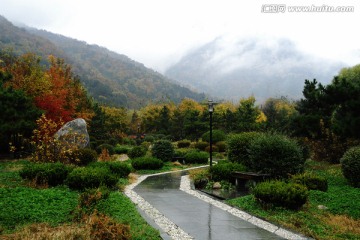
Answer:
[165,36,347,102]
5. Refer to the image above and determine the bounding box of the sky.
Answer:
[0,0,359,72]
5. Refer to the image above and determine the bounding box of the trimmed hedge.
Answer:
[19,162,72,186]
[194,141,209,151]
[89,161,131,178]
[184,151,209,164]
[114,145,131,154]
[65,167,118,190]
[210,162,247,182]
[128,146,147,159]
[215,141,227,152]
[227,132,263,165]
[291,173,328,192]
[341,146,360,187]
[248,133,304,178]
[201,130,226,144]
[253,180,309,209]
[177,140,191,148]
[132,157,164,170]
[151,140,174,162]
[73,148,98,166]
[96,144,115,155]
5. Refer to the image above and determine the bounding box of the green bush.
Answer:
[89,161,131,178]
[151,140,174,162]
[215,141,227,152]
[209,162,247,182]
[177,140,191,148]
[96,143,115,155]
[194,141,209,151]
[201,130,226,144]
[107,138,118,146]
[143,135,155,143]
[253,180,309,209]
[341,146,360,187]
[132,157,164,170]
[114,145,131,154]
[19,162,72,186]
[128,146,147,159]
[248,133,305,178]
[73,148,98,166]
[184,150,208,164]
[65,167,118,190]
[227,132,263,165]
[291,173,328,191]
[205,145,219,153]
[122,137,136,146]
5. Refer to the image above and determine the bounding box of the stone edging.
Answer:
[124,174,194,240]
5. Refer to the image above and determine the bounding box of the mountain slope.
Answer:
[165,36,346,102]
[0,16,205,108]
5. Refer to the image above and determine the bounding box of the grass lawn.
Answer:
[226,160,360,240]
[0,159,161,239]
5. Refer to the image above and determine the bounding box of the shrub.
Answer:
[194,141,209,151]
[122,138,136,146]
[190,169,210,189]
[96,144,115,155]
[131,157,163,170]
[205,145,219,153]
[107,138,118,146]
[201,130,226,144]
[227,132,263,165]
[151,140,174,162]
[177,140,191,148]
[341,146,360,187]
[184,150,208,164]
[65,167,118,190]
[291,173,328,191]
[215,141,227,152]
[73,148,98,166]
[19,162,72,187]
[209,162,247,182]
[128,146,147,159]
[248,133,305,178]
[143,135,155,143]
[114,145,130,154]
[89,162,131,178]
[252,180,309,209]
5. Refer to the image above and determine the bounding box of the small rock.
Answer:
[213,182,222,189]
[173,161,182,166]
[318,205,328,210]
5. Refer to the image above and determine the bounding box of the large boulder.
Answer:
[54,118,89,149]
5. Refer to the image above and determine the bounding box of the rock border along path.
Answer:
[124,168,309,240]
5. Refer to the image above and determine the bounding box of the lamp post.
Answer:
[208,100,214,167]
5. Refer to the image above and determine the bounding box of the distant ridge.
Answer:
[165,36,346,102]
[0,15,206,108]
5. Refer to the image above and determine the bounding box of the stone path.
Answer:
[124,169,310,240]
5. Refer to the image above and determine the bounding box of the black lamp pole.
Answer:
[208,100,214,167]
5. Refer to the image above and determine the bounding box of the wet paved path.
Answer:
[131,170,309,240]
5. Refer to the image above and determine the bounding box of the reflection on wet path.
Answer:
[134,171,286,240]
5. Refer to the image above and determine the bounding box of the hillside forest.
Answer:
[1,51,360,163]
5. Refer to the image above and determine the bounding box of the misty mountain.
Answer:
[165,36,346,102]
[0,15,205,108]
